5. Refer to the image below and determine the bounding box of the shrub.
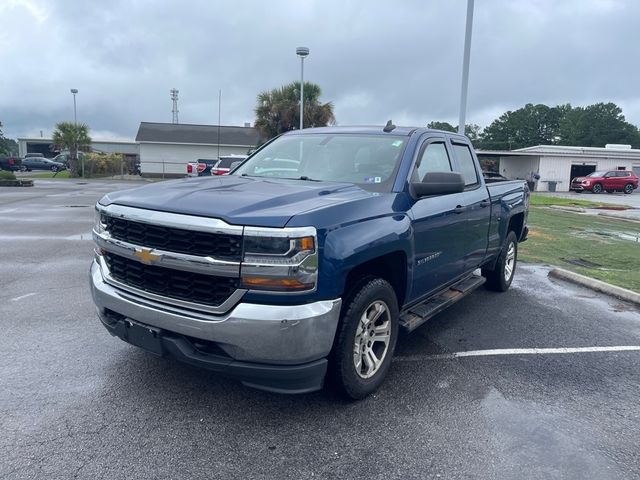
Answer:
[83,152,124,178]
[0,170,16,180]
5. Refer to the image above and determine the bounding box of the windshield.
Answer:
[588,171,607,177]
[233,134,408,192]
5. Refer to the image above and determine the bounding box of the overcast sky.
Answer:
[2,0,639,140]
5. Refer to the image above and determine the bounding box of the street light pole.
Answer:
[70,88,78,125]
[70,88,82,177]
[296,47,309,130]
[458,0,474,135]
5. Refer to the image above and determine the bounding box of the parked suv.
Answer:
[571,170,638,194]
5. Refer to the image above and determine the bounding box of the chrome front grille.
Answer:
[94,204,246,314]
[104,252,239,308]
[102,214,242,261]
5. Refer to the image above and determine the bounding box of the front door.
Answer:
[408,137,468,302]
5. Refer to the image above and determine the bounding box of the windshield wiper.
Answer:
[296,176,321,182]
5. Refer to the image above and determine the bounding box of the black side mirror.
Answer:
[411,172,465,198]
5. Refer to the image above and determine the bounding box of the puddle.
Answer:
[578,229,640,243]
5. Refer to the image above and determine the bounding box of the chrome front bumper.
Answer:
[90,260,342,365]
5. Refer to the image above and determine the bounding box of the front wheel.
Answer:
[331,278,399,400]
[482,231,518,292]
[624,183,634,194]
[592,183,603,194]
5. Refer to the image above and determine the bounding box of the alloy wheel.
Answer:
[353,300,391,379]
[504,241,516,282]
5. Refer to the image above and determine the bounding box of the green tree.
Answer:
[427,121,456,132]
[477,103,569,150]
[254,82,335,139]
[557,102,640,148]
[0,122,18,155]
[427,121,481,143]
[51,122,92,177]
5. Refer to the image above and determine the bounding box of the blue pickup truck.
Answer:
[90,125,529,399]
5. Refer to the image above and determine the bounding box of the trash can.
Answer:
[547,181,557,192]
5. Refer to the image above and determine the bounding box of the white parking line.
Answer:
[10,293,36,302]
[394,346,640,361]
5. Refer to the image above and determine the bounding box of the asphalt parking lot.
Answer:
[2,180,640,480]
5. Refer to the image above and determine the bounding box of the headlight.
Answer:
[241,227,317,292]
[582,180,590,185]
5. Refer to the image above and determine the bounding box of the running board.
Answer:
[399,275,486,333]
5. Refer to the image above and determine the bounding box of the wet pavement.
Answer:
[2,180,640,480]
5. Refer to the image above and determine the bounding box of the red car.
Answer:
[570,170,638,194]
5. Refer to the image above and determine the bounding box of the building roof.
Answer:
[135,122,261,146]
[515,144,640,159]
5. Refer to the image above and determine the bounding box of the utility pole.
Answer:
[458,0,474,135]
[217,89,221,159]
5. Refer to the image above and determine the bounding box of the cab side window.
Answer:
[415,142,451,182]
[452,143,479,186]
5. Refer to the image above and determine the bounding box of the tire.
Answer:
[51,166,58,172]
[592,183,603,194]
[331,278,399,400]
[482,231,518,292]
[624,183,633,194]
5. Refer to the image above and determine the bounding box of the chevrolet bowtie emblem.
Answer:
[133,248,161,265]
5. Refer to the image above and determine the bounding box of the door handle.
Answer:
[453,205,467,214]
[480,200,490,208]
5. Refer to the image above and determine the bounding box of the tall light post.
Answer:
[70,88,78,124]
[296,46,309,130]
[458,0,474,135]
[70,88,81,176]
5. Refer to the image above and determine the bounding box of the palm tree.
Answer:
[51,122,92,177]
[254,82,335,140]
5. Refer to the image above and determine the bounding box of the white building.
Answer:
[136,122,261,177]
[478,144,640,192]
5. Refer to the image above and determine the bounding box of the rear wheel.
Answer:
[482,231,518,292]
[592,183,603,194]
[331,278,399,400]
[624,183,634,194]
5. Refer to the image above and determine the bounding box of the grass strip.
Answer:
[520,206,640,293]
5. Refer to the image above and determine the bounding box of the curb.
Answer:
[548,205,586,213]
[597,212,640,224]
[548,268,640,306]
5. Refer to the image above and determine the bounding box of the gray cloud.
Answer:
[2,0,639,140]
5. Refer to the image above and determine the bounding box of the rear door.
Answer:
[408,136,468,301]
[449,139,491,272]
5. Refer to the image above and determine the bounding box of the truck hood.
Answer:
[99,175,376,228]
